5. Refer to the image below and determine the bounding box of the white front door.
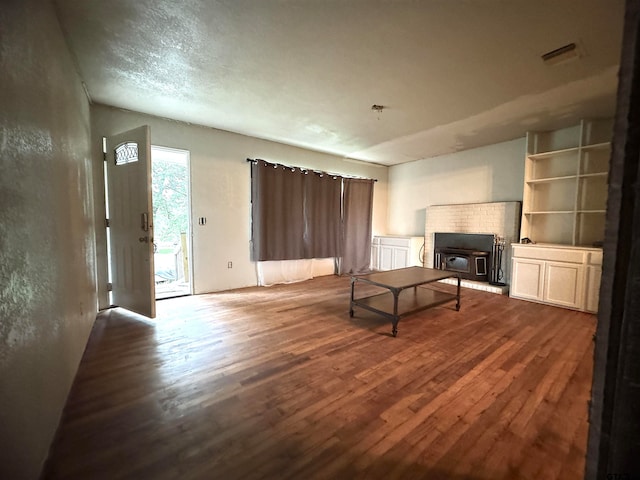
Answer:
[105,126,155,318]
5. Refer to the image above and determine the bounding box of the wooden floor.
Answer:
[43,275,596,480]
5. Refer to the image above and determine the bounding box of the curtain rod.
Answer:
[246,158,377,182]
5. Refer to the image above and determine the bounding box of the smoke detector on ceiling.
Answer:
[541,42,581,66]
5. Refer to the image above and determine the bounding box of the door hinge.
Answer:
[107,282,113,292]
[105,218,110,228]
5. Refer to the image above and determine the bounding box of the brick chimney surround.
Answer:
[425,201,521,292]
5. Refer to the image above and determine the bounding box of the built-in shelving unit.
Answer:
[520,119,613,246]
[512,119,612,313]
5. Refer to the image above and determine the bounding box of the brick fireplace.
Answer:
[425,202,521,287]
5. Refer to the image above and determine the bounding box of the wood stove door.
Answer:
[443,254,471,274]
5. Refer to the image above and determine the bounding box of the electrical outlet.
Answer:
[227,261,233,268]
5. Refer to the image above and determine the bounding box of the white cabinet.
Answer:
[371,236,423,271]
[543,261,584,309]
[511,258,545,301]
[510,244,600,312]
[371,242,380,270]
[584,250,603,313]
[521,119,612,247]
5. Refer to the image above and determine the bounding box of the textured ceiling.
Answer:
[54,0,625,165]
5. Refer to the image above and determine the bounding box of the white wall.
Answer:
[0,1,97,478]
[91,105,388,299]
[386,138,525,235]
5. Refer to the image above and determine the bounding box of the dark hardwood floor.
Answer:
[42,275,596,480]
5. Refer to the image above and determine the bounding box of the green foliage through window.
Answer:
[152,157,188,245]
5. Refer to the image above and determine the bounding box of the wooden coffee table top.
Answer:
[352,266,458,290]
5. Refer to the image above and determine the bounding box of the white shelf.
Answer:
[521,119,612,247]
[579,172,608,179]
[527,175,577,184]
[525,210,574,215]
[582,142,611,151]
[527,146,580,159]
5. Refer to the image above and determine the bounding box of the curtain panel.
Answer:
[251,160,342,261]
[340,178,375,275]
[304,172,342,258]
[251,161,305,261]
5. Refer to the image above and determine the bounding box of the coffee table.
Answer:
[349,266,460,337]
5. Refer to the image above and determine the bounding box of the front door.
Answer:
[105,126,155,318]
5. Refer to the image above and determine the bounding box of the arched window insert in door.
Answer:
[114,142,139,165]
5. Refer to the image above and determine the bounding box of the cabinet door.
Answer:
[392,247,410,269]
[544,261,584,309]
[585,265,602,313]
[380,245,394,271]
[371,244,380,270]
[511,258,544,301]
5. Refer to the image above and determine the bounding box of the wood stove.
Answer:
[433,233,494,282]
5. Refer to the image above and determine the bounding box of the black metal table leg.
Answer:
[456,275,461,311]
[349,277,355,317]
[392,287,400,337]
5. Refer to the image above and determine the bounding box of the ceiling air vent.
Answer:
[541,42,579,65]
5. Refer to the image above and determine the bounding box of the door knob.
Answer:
[139,236,149,243]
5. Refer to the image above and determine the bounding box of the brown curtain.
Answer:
[251,161,305,261]
[251,160,343,261]
[340,178,374,275]
[304,173,342,258]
